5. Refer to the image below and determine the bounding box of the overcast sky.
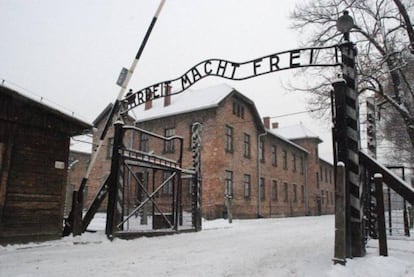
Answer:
[0,0,336,161]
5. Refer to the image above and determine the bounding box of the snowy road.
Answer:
[1,215,413,276]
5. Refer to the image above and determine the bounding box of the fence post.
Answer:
[71,190,82,236]
[106,119,125,239]
[191,122,202,231]
[403,201,410,237]
[374,173,388,256]
[333,162,347,265]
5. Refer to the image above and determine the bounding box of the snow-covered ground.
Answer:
[1,215,413,276]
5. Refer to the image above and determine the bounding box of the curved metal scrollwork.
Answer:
[122,45,340,113]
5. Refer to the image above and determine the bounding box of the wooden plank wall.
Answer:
[0,92,71,243]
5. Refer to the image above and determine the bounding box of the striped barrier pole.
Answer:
[340,41,365,257]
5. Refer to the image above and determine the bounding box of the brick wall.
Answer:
[64,150,90,215]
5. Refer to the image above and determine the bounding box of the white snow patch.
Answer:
[0,215,413,276]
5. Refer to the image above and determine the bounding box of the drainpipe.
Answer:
[257,131,267,218]
[304,155,309,215]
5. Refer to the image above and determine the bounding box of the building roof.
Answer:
[0,85,92,135]
[134,83,237,122]
[93,103,113,126]
[93,102,136,127]
[266,129,310,154]
[272,122,323,144]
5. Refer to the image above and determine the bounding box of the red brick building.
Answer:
[88,84,334,219]
[0,85,91,244]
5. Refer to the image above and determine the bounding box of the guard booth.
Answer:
[0,85,91,244]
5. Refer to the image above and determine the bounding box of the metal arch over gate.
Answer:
[121,45,340,113]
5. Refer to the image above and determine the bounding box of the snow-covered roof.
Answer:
[266,129,309,154]
[134,83,234,122]
[272,123,322,143]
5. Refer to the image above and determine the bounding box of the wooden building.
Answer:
[0,85,91,244]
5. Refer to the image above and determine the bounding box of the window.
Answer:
[244,174,251,199]
[162,171,173,195]
[140,133,149,152]
[300,156,304,175]
[271,145,277,166]
[260,178,265,200]
[292,184,297,202]
[326,190,329,206]
[315,147,319,162]
[233,102,245,119]
[325,167,328,182]
[225,125,233,152]
[244,133,251,158]
[316,172,320,188]
[164,127,175,153]
[259,138,265,162]
[292,153,297,172]
[320,166,323,181]
[187,178,193,196]
[321,190,324,205]
[301,185,305,203]
[272,180,278,201]
[225,170,233,197]
[284,182,289,202]
[107,137,114,159]
[283,149,288,170]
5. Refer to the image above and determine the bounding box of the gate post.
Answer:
[333,40,365,258]
[374,173,388,256]
[191,122,202,231]
[106,119,125,239]
[341,41,364,257]
[333,162,347,265]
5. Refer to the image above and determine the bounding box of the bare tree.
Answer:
[290,0,414,161]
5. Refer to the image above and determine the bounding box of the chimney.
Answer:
[272,122,279,129]
[164,84,172,107]
[145,92,152,110]
[263,116,270,129]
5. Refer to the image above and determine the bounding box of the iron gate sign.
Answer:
[123,45,340,111]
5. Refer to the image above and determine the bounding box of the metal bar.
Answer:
[172,173,177,230]
[81,175,110,232]
[152,169,156,228]
[124,125,184,143]
[374,173,388,256]
[117,171,176,228]
[388,187,392,236]
[403,201,410,236]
